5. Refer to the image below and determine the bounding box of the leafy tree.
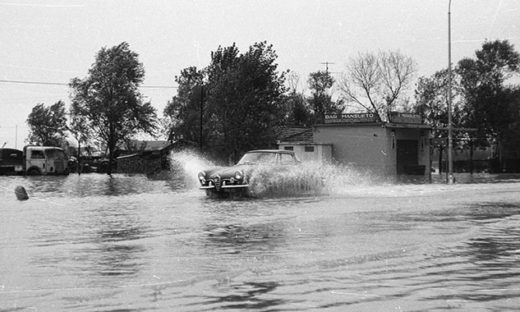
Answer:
[207,41,288,162]
[339,51,416,122]
[163,66,205,144]
[70,42,157,174]
[307,70,343,123]
[68,101,92,174]
[165,42,287,163]
[285,91,313,127]
[457,40,520,170]
[281,72,312,126]
[26,100,67,146]
[414,69,466,172]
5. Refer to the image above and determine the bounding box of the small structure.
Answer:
[277,127,332,163]
[116,140,195,174]
[313,112,432,179]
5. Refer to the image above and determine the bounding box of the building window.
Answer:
[304,146,315,152]
[284,146,294,151]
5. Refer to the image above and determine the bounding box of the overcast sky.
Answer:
[1,0,519,148]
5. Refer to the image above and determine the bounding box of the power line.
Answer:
[0,79,177,89]
[0,79,67,86]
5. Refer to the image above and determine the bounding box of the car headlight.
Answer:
[198,171,206,183]
[234,170,244,180]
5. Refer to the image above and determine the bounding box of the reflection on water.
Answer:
[206,281,284,310]
[1,173,520,311]
[204,222,286,255]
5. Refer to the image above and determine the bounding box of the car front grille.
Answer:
[212,176,221,190]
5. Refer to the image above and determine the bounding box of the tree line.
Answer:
[25,39,520,173]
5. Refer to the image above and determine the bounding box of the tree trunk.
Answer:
[77,141,81,175]
[107,146,113,175]
[469,139,474,174]
[438,146,444,175]
[107,128,115,175]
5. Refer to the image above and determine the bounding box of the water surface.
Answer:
[1,172,520,311]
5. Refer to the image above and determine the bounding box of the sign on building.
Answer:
[324,113,378,124]
[388,112,422,124]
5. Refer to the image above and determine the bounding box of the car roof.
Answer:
[245,149,294,154]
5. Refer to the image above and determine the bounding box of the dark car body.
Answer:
[198,150,300,196]
[0,148,24,175]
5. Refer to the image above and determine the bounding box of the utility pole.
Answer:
[200,85,204,153]
[447,0,454,184]
[320,62,335,73]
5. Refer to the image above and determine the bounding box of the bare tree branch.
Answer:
[339,50,416,122]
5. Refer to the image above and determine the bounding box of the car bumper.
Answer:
[200,184,250,190]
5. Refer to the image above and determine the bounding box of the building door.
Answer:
[396,140,418,174]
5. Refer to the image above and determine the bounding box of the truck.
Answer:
[23,146,69,175]
[0,148,24,175]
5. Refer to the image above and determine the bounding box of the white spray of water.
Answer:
[169,150,215,188]
[168,149,385,196]
[247,161,382,197]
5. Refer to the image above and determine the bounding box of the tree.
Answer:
[457,40,520,170]
[339,51,416,122]
[414,69,466,172]
[165,42,288,163]
[70,42,157,174]
[281,71,313,127]
[68,101,92,174]
[163,66,205,144]
[307,70,344,123]
[285,91,313,127]
[207,41,288,162]
[26,100,67,146]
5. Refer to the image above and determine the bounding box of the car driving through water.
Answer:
[197,149,301,197]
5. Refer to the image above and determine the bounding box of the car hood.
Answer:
[202,164,251,179]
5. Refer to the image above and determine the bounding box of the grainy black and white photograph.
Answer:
[1,0,520,311]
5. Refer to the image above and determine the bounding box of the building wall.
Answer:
[313,125,392,175]
[116,155,163,174]
[313,125,431,178]
[278,143,332,163]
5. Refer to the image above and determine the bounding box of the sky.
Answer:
[1,0,519,148]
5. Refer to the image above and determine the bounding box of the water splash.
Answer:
[168,150,384,197]
[248,161,381,197]
[169,150,215,188]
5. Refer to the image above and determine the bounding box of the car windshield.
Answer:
[237,152,277,165]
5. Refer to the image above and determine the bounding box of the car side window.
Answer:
[31,150,45,159]
[280,153,295,165]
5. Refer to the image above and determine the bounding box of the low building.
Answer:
[277,127,332,163]
[116,140,195,174]
[312,112,432,179]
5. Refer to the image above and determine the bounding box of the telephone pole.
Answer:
[320,62,335,73]
[447,0,454,184]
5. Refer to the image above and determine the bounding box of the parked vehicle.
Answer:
[197,149,301,196]
[23,146,69,175]
[0,148,24,175]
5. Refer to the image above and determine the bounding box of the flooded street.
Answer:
[1,172,520,311]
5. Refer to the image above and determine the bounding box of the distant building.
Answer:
[277,127,332,163]
[314,112,431,178]
[116,139,196,174]
[279,112,432,180]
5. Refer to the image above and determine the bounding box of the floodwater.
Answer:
[1,156,520,311]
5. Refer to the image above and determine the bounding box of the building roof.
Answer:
[126,140,171,151]
[277,127,313,143]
